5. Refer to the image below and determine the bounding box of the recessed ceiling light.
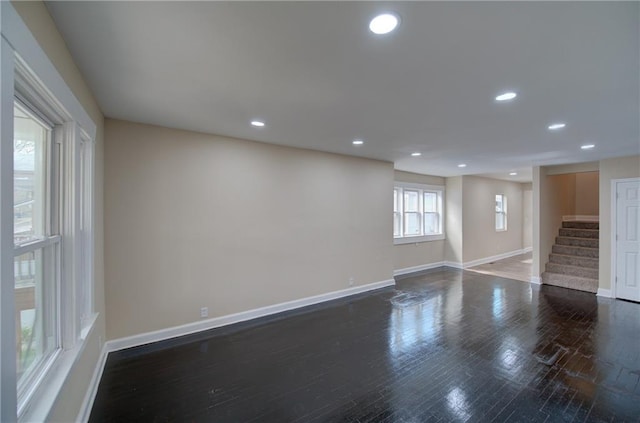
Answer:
[369,13,399,35]
[251,120,265,127]
[458,163,467,168]
[509,172,518,176]
[411,152,421,157]
[495,92,517,102]
[548,123,566,130]
[352,139,364,145]
[581,144,595,150]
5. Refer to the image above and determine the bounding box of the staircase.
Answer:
[542,221,599,293]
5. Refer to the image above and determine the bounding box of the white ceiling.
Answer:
[47,1,639,182]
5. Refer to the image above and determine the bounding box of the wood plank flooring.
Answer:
[90,268,640,422]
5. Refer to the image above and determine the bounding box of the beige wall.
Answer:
[575,172,599,215]
[105,119,394,339]
[12,2,106,421]
[522,183,533,249]
[599,155,640,291]
[444,176,463,263]
[461,176,524,263]
[393,171,445,271]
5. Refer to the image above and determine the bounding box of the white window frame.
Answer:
[394,182,445,244]
[1,3,97,421]
[495,194,507,232]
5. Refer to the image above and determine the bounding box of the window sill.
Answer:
[19,313,99,422]
[394,234,445,245]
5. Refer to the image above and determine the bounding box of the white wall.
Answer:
[599,155,640,291]
[393,171,445,272]
[105,119,394,340]
[11,2,106,421]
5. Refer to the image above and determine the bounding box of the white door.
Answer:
[615,179,640,301]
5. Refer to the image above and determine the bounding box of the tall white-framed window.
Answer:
[1,12,97,419]
[13,99,62,409]
[495,194,507,231]
[394,183,445,244]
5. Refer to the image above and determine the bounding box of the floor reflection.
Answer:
[91,267,640,422]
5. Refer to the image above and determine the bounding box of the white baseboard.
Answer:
[563,215,599,222]
[463,249,527,269]
[530,276,541,285]
[523,246,533,253]
[443,261,464,269]
[105,278,395,353]
[597,288,612,298]
[77,344,108,423]
[394,262,445,277]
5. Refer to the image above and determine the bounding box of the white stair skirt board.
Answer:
[394,262,445,277]
[597,288,612,298]
[562,215,599,222]
[105,278,395,353]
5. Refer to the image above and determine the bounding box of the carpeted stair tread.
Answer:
[562,221,599,230]
[542,272,598,293]
[555,236,599,248]
[552,244,599,258]
[558,228,600,239]
[545,262,599,279]
[548,253,598,269]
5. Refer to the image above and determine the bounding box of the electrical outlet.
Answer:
[200,307,208,318]
[348,277,354,286]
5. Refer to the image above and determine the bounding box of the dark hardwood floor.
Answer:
[90,268,640,422]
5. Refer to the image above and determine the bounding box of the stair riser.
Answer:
[558,228,599,239]
[545,263,598,279]
[562,221,599,230]
[552,245,599,258]
[555,237,599,248]
[548,254,598,269]
[542,272,598,293]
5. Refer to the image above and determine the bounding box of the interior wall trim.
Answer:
[105,278,396,354]
[596,288,612,298]
[76,344,108,423]
[393,261,445,277]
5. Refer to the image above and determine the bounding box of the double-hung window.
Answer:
[13,101,61,407]
[394,183,445,244]
[495,194,507,231]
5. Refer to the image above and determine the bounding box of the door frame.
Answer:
[611,177,640,299]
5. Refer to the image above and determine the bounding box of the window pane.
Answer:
[495,194,503,212]
[424,192,437,212]
[424,212,440,235]
[404,190,419,212]
[14,105,49,245]
[15,248,57,395]
[394,213,401,237]
[404,212,421,236]
[393,189,398,213]
[496,213,505,231]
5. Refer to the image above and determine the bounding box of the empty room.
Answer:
[1,1,639,422]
